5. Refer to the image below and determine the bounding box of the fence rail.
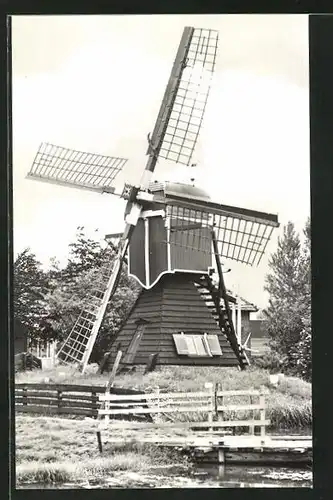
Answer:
[97,384,270,438]
[15,383,270,439]
[15,383,140,418]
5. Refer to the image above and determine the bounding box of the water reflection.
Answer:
[17,464,312,489]
[194,464,312,488]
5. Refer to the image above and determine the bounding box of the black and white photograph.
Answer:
[12,14,312,489]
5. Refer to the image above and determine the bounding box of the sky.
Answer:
[12,14,310,310]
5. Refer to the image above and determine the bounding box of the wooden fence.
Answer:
[15,384,140,418]
[97,383,269,438]
[15,383,270,440]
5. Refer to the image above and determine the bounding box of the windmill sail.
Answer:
[152,195,279,267]
[27,143,128,194]
[147,28,218,167]
[166,200,278,267]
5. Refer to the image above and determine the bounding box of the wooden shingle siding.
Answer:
[107,273,241,368]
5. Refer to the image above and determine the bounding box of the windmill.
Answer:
[26,26,279,373]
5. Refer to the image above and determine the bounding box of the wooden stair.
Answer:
[194,275,249,369]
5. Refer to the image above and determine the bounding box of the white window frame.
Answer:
[173,332,222,357]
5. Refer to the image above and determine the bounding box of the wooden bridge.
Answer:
[95,384,312,466]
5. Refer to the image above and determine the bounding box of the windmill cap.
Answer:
[150,181,211,203]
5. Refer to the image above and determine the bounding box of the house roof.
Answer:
[226,290,258,312]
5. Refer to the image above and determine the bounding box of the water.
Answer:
[18,464,312,489]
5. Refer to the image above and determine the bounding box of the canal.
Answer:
[18,464,312,489]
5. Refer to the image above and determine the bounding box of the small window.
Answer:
[173,332,222,357]
[172,334,190,355]
[193,335,210,356]
[205,334,223,356]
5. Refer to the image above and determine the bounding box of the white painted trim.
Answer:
[125,203,142,225]
[136,191,155,202]
[127,272,149,289]
[144,218,150,287]
[128,267,210,290]
[141,209,165,219]
[172,268,210,275]
[166,219,171,272]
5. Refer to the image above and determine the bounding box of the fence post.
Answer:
[205,382,214,431]
[156,385,160,421]
[57,389,62,413]
[249,392,255,436]
[92,390,98,418]
[104,395,110,427]
[216,383,222,421]
[259,385,266,444]
[214,382,218,418]
[22,386,27,407]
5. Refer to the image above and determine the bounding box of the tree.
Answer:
[13,248,55,340]
[263,220,311,379]
[289,217,311,380]
[44,228,140,362]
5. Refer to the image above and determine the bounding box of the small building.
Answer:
[14,319,28,355]
[227,291,258,348]
[248,319,270,356]
[14,318,57,369]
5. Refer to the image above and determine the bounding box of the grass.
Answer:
[16,364,312,431]
[15,365,312,486]
[16,414,188,486]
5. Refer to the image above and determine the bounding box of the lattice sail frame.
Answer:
[56,251,116,365]
[151,28,218,166]
[166,203,278,267]
[27,143,128,194]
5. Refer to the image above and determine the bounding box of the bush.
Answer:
[251,351,286,373]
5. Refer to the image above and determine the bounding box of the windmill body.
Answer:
[26,26,279,372]
[106,179,278,370]
[128,182,213,289]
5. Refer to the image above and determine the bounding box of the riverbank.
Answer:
[15,414,190,486]
[15,365,312,487]
[15,414,312,488]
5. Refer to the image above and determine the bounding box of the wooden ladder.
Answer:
[194,232,249,369]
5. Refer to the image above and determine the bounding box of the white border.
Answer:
[128,267,211,290]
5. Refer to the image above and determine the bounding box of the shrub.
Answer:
[251,351,286,373]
